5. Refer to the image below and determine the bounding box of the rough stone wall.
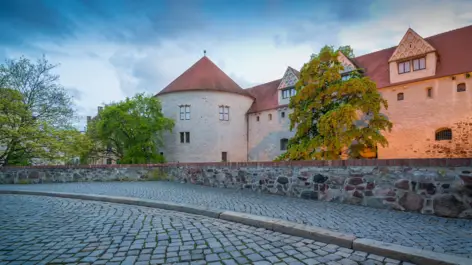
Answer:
[1,159,471,219]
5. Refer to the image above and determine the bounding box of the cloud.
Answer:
[338,0,472,55]
[1,0,471,131]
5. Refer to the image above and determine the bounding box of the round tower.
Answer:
[156,55,254,162]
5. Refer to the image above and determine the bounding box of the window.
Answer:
[435,128,452,141]
[413,57,426,71]
[457,83,466,92]
[280,138,289,151]
[159,152,163,156]
[281,112,285,118]
[268,114,272,120]
[221,152,227,162]
[427,87,432,98]
[256,116,260,122]
[397,92,404,101]
[398,61,410,74]
[180,105,190,120]
[341,74,351,81]
[219,106,229,121]
[282,87,296,99]
[106,158,112,165]
[106,144,112,153]
[180,132,190,143]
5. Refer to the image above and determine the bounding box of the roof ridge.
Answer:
[355,24,472,60]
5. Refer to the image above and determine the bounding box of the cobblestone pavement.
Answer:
[1,182,471,258]
[0,195,415,265]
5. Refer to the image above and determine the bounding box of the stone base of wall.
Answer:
[1,159,472,219]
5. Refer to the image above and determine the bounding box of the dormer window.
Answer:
[398,61,410,74]
[282,87,296,99]
[413,57,426,71]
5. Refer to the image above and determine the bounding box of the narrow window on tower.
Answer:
[185,132,190,143]
[219,106,229,121]
[180,105,191,120]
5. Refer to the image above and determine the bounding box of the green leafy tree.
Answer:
[84,93,174,164]
[0,88,87,166]
[277,45,392,161]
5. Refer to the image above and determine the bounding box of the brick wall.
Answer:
[1,158,471,219]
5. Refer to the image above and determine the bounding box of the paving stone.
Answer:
[0,195,421,265]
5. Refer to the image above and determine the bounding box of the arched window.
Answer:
[435,128,452,141]
[280,138,289,150]
[268,114,272,120]
[457,83,466,92]
[397,93,404,101]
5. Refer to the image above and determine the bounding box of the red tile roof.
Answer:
[247,25,472,113]
[157,56,252,97]
[246,79,282,113]
[353,25,472,88]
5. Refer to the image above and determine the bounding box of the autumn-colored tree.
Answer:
[84,93,174,164]
[277,45,392,160]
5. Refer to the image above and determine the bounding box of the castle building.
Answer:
[155,25,472,162]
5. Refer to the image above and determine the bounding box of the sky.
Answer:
[1,0,472,130]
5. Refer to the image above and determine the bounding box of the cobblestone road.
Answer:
[0,195,414,265]
[1,182,471,258]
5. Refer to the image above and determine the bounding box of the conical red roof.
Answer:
[157,56,252,97]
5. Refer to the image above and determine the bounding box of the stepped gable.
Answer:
[157,56,252,97]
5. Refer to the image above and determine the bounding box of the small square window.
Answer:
[106,158,112,165]
[397,93,404,101]
[281,112,285,118]
[457,83,466,92]
[221,152,227,162]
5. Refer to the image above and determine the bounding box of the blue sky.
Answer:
[1,0,472,130]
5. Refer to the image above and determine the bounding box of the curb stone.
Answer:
[0,190,470,265]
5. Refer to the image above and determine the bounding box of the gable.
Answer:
[338,51,357,74]
[277,67,299,90]
[388,28,436,62]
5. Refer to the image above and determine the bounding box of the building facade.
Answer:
[131,25,472,162]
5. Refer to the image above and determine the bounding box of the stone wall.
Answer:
[1,159,472,219]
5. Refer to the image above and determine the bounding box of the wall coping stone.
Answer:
[2,158,472,170]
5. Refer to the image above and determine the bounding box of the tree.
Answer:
[338,45,355,58]
[0,56,74,128]
[277,45,392,161]
[84,93,174,164]
[0,56,83,166]
[0,88,87,166]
